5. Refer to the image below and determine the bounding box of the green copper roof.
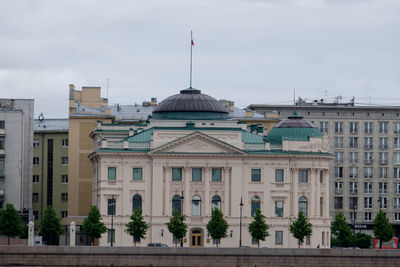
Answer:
[266,127,322,145]
[124,128,153,143]
[241,131,265,144]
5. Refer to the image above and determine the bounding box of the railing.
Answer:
[364,145,373,150]
[364,190,372,194]
[364,159,373,165]
[349,190,358,195]
[394,204,400,209]
[335,188,343,194]
[107,142,123,148]
[380,145,388,150]
[244,143,265,150]
[129,142,150,149]
[379,160,388,165]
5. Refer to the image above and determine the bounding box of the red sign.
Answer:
[373,237,398,249]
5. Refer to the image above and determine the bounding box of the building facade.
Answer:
[32,118,69,227]
[89,88,332,248]
[249,101,400,235]
[0,99,34,218]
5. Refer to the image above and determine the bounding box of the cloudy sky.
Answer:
[1,0,399,118]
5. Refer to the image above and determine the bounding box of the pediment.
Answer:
[149,131,245,155]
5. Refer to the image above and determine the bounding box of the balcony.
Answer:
[364,145,373,150]
[349,190,358,195]
[379,160,388,165]
[364,190,372,194]
[380,145,388,150]
[364,159,373,165]
[395,204,400,209]
[379,190,387,195]
[335,188,343,194]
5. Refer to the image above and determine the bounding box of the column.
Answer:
[309,168,316,217]
[205,167,210,216]
[184,167,190,215]
[70,221,76,247]
[291,168,298,217]
[316,169,321,218]
[224,167,230,216]
[28,221,34,246]
[164,167,170,215]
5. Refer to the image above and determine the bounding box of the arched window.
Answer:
[211,195,221,211]
[192,195,201,216]
[132,194,142,212]
[172,195,182,215]
[251,195,260,217]
[299,196,308,216]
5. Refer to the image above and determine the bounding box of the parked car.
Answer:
[147,242,168,247]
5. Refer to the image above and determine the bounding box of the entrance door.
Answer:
[191,229,203,247]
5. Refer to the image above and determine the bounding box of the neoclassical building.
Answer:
[89,88,333,248]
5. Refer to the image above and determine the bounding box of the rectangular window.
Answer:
[61,157,68,165]
[0,160,4,175]
[395,183,400,194]
[212,168,222,182]
[349,182,358,195]
[335,122,343,133]
[33,139,40,148]
[364,137,372,150]
[379,122,388,133]
[33,157,39,166]
[61,175,68,184]
[335,152,343,163]
[349,167,358,178]
[0,140,3,150]
[61,211,68,218]
[365,122,373,134]
[395,153,400,165]
[349,122,358,133]
[108,199,116,215]
[349,152,358,163]
[379,197,387,209]
[379,167,387,179]
[251,169,261,182]
[298,170,308,182]
[364,182,372,194]
[350,212,357,221]
[364,212,372,221]
[108,167,116,181]
[0,120,4,129]
[275,231,283,245]
[335,137,343,149]
[379,152,388,165]
[364,197,372,209]
[335,182,343,194]
[107,229,115,243]
[363,167,373,179]
[395,168,400,179]
[320,122,328,133]
[192,168,202,181]
[364,152,373,164]
[396,213,400,221]
[61,193,68,201]
[133,168,142,180]
[394,198,400,209]
[334,167,343,178]
[349,197,358,209]
[172,168,182,181]
[349,137,358,148]
[62,139,69,147]
[33,211,39,221]
[395,138,400,150]
[33,175,39,183]
[379,182,387,194]
[275,201,283,217]
[334,197,343,209]
[275,169,284,182]
[379,138,388,150]
[394,122,400,134]
[32,193,39,202]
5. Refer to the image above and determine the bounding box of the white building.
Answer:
[89,88,332,248]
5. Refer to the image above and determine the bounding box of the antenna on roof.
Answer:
[106,78,109,99]
[189,30,195,89]
[293,88,296,105]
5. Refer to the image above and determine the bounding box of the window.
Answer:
[379,167,387,179]
[379,197,387,209]
[107,198,116,215]
[33,211,38,221]
[395,183,400,194]
[349,122,358,133]
[395,168,400,179]
[251,169,261,182]
[349,197,358,209]
[33,157,39,166]
[33,175,39,183]
[172,195,182,215]
[395,122,400,134]
[350,212,357,221]
[61,157,68,165]
[364,212,372,221]
[251,195,260,217]
[379,138,387,150]
[364,182,372,194]
[275,231,283,245]
[395,153,400,165]
[132,194,142,212]
[61,193,68,201]
[61,211,68,218]
[394,198,400,209]
[299,196,308,216]
[379,182,387,194]
[395,138,400,150]
[349,137,358,148]
[335,137,343,149]
[364,137,372,149]
[212,195,221,211]
[349,152,358,163]
[133,168,142,180]
[364,122,373,134]
[33,139,40,148]
[192,195,201,216]
[32,193,39,202]
[61,175,68,184]
[320,171,323,183]
[363,167,373,179]
[62,139,69,147]
[108,167,116,181]
[364,152,373,164]
[275,169,284,182]
[172,168,182,181]
[320,122,328,133]
[107,229,115,243]
[396,213,400,221]
[335,122,343,133]
[364,197,372,209]
[349,167,358,178]
[298,170,308,182]
[212,168,222,182]
[334,167,343,178]
[0,140,3,150]
[275,201,283,217]
[192,168,202,181]
[335,152,343,163]
[379,153,388,165]
[334,197,343,209]
[379,122,388,133]
[349,182,358,195]
[335,182,343,194]
[0,160,3,175]
[0,120,4,129]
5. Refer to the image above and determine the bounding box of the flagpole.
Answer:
[190,30,193,89]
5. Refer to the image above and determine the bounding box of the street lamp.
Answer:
[239,196,243,247]
[109,195,115,247]
[180,190,184,247]
[352,198,357,249]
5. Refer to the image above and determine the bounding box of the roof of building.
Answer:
[34,118,68,132]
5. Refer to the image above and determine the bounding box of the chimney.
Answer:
[151,97,157,106]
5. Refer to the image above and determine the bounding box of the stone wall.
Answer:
[1,246,400,267]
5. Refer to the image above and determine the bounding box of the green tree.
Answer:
[355,232,372,249]
[206,208,229,247]
[289,211,312,248]
[40,206,65,245]
[125,209,149,246]
[331,211,352,247]
[0,203,24,245]
[82,205,107,246]
[248,209,269,248]
[166,209,188,247]
[373,210,394,249]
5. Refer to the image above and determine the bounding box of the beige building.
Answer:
[89,88,332,248]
